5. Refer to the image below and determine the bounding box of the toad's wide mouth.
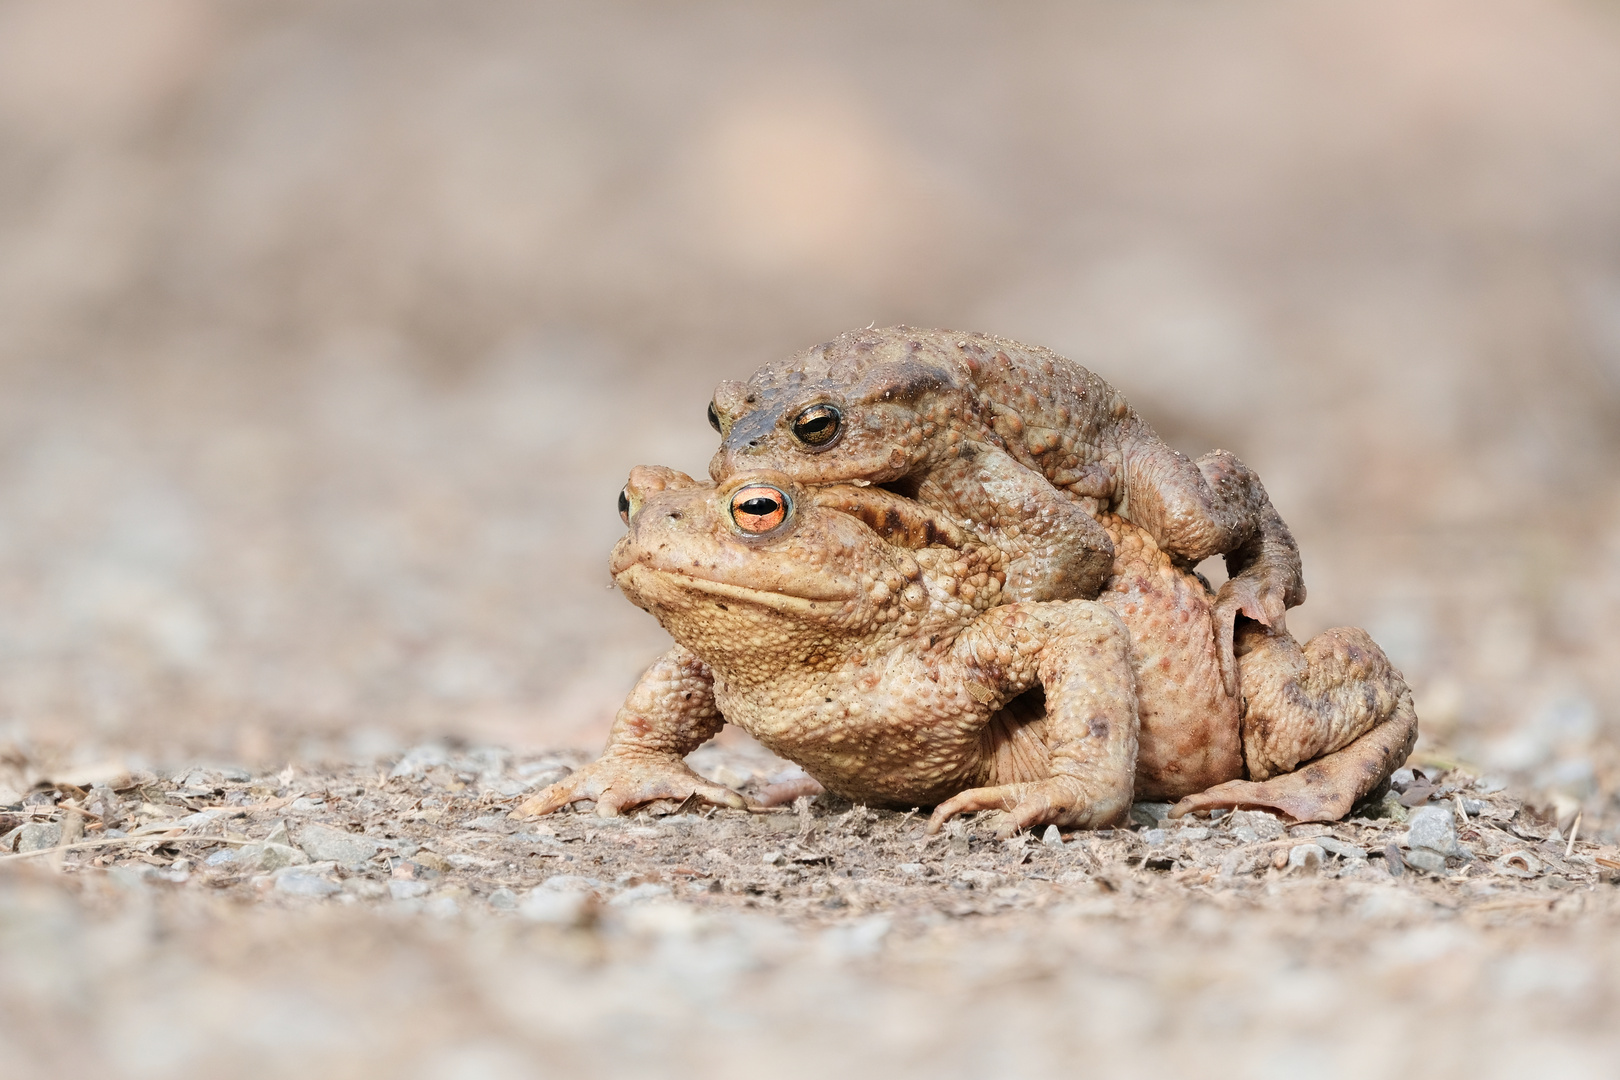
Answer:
[614,563,854,615]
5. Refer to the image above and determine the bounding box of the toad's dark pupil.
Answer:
[617,490,630,517]
[793,406,840,445]
[738,497,780,516]
[707,401,721,432]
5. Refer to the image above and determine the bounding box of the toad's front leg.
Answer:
[928,601,1139,833]
[923,447,1115,603]
[515,645,750,818]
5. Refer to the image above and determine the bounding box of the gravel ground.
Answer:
[4,741,1619,1078]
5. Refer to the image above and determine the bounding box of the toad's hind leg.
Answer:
[1168,624,1417,822]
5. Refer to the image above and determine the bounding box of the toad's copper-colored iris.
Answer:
[791,403,841,447]
[730,485,789,533]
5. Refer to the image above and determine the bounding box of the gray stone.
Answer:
[275,869,340,897]
[389,879,432,900]
[236,841,309,872]
[1227,811,1284,841]
[465,814,509,832]
[1142,829,1167,847]
[1316,837,1368,861]
[1403,847,1448,875]
[608,883,673,906]
[519,887,593,926]
[1041,825,1063,847]
[204,848,237,866]
[1404,805,1462,855]
[1177,826,1211,841]
[541,874,602,891]
[16,821,62,853]
[1369,792,1410,822]
[488,887,519,910]
[1287,843,1325,874]
[895,863,930,877]
[297,823,379,868]
[390,743,451,778]
[1231,826,1260,845]
[1130,802,1173,828]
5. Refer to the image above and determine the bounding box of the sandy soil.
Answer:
[3,742,1619,1078]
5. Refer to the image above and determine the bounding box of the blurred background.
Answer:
[1,0,1617,814]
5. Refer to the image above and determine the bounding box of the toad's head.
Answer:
[611,465,999,678]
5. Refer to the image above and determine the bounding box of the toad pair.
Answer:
[523,328,1416,830]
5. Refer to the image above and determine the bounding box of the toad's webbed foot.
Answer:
[755,775,826,807]
[1210,573,1290,698]
[927,775,1130,834]
[514,751,750,819]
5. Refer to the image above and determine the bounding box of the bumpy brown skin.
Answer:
[1093,509,1417,820]
[524,467,1141,832]
[708,326,1306,695]
[520,468,1414,829]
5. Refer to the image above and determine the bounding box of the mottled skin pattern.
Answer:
[1092,509,1417,819]
[708,326,1306,695]
[526,466,1141,831]
[522,468,1415,829]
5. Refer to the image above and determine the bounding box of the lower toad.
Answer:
[520,468,1415,831]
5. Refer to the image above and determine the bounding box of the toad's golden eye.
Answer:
[791,404,841,448]
[707,400,722,433]
[730,485,788,533]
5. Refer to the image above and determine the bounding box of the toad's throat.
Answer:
[616,564,854,615]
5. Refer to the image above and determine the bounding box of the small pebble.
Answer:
[488,887,519,910]
[519,888,593,926]
[1227,811,1284,841]
[275,869,340,897]
[1383,843,1405,877]
[1403,848,1447,875]
[1130,803,1173,828]
[1287,844,1325,874]
[389,879,432,900]
[16,822,63,853]
[1404,805,1462,856]
[1142,829,1167,847]
[1316,837,1367,861]
[1041,824,1063,847]
[609,883,673,906]
[297,823,380,868]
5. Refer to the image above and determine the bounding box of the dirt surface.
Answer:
[4,741,1620,1077]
